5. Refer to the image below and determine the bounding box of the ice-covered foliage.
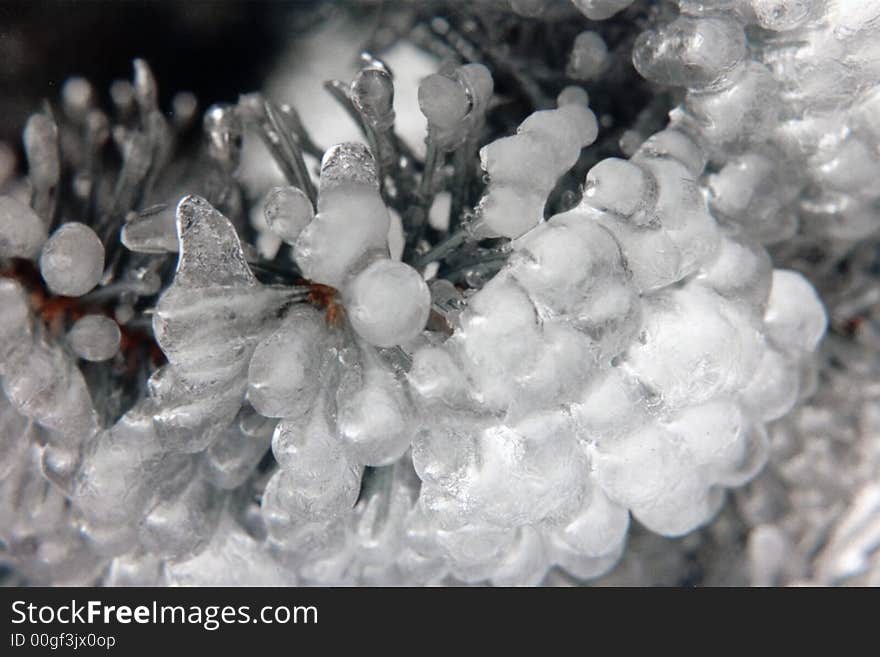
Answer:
[0,1,870,586]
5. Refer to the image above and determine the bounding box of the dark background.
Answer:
[0,1,332,144]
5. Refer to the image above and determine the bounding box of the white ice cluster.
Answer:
[0,4,858,586]
[633,0,880,244]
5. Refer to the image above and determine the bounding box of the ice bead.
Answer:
[418,74,471,147]
[751,0,812,31]
[582,158,656,221]
[0,279,33,366]
[0,195,48,259]
[344,259,430,347]
[633,16,746,91]
[478,103,597,239]
[200,413,273,490]
[120,204,179,254]
[247,307,329,418]
[490,527,549,587]
[568,31,608,81]
[624,284,763,410]
[455,277,543,408]
[294,143,390,287]
[262,460,362,526]
[685,62,780,147]
[263,185,314,244]
[570,366,649,445]
[419,64,493,150]
[570,0,634,20]
[39,222,104,297]
[148,367,245,453]
[337,351,414,466]
[407,344,468,406]
[165,514,296,586]
[73,408,168,529]
[139,476,224,560]
[666,399,769,488]
[551,485,630,559]
[639,156,720,276]
[592,422,726,536]
[67,314,121,362]
[634,128,706,177]
[696,232,772,312]
[2,338,97,442]
[416,411,590,528]
[591,206,683,292]
[269,391,363,522]
[740,345,800,422]
[763,269,827,353]
[433,522,518,583]
[707,152,797,245]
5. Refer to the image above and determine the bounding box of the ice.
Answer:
[337,347,414,466]
[23,113,60,222]
[570,0,634,20]
[0,279,33,366]
[120,205,179,254]
[490,527,548,586]
[750,0,812,30]
[164,513,296,586]
[262,458,362,527]
[666,399,768,488]
[740,345,800,422]
[416,410,590,529]
[419,64,493,150]
[67,314,121,362]
[763,269,827,353]
[0,195,48,259]
[407,344,468,405]
[684,62,780,148]
[634,128,706,177]
[633,16,746,91]
[570,367,649,446]
[148,367,245,453]
[592,206,684,292]
[344,259,430,347]
[582,158,656,221]
[637,156,720,278]
[550,485,630,559]
[454,276,544,409]
[200,410,273,490]
[294,143,391,287]
[152,196,290,449]
[267,390,363,524]
[433,522,518,583]
[696,232,773,313]
[247,306,329,418]
[73,407,174,546]
[0,396,30,481]
[592,422,725,536]
[2,337,98,444]
[418,74,472,147]
[707,152,798,244]
[478,102,597,238]
[624,283,763,410]
[568,31,608,81]
[139,475,224,560]
[39,222,104,297]
[263,185,314,244]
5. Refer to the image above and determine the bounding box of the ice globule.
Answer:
[39,222,105,297]
[477,97,598,239]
